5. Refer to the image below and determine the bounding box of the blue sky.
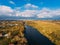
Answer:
[0,0,60,19]
[0,0,60,8]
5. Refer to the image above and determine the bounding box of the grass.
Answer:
[26,20,60,45]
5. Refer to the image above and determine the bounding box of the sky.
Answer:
[0,0,60,19]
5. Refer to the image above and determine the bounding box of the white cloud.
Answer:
[0,4,39,17]
[14,3,39,17]
[24,3,39,9]
[37,8,52,18]
[0,5,13,16]
[37,8,60,18]
[9,1,15,4]
[0,4,60,18]
[15,10,37,17]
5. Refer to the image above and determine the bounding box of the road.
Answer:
[24,25,55,45]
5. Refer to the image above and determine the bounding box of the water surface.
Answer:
[24,25,55,45]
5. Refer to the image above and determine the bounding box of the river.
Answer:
[24,25,55,45]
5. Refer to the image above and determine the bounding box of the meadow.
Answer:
[26,20,60,45]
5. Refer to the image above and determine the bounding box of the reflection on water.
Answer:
[24,25,55,45]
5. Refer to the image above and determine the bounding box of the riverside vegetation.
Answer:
[0,20,60,45]
[0,20,27,45]
[25,20,60,45]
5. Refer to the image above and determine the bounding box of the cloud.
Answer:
[0,4,60,19]
[24,3,39,9]
[0,3,38,17]
[37,8,60,18]
[9,1,15,4]
[16,6,60,18]
[0,5,13,16]
[14,3,39,17]
[14,4,60,18]
[37,8,52,18]
[15,10,38,17]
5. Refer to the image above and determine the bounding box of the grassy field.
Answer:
[25,20,60,45]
